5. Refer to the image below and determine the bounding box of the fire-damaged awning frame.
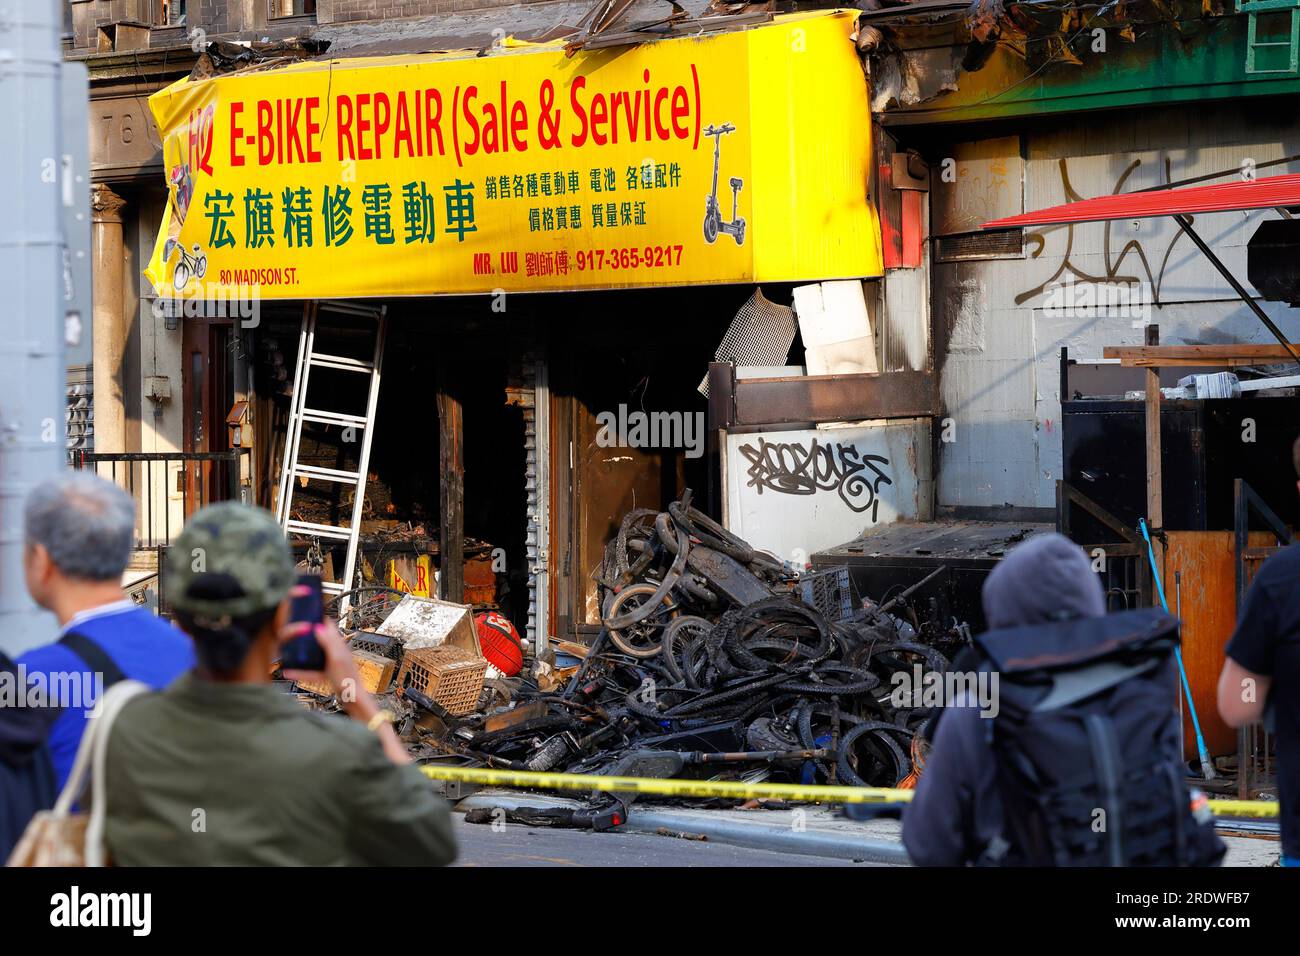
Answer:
[982,172,1300,364]
[705,364,937,430]
[983,169,1300,645]
[982,172,1300,229]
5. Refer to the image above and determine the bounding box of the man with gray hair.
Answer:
[16,471,194,790]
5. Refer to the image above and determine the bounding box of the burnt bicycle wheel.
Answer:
[605,583,679,659]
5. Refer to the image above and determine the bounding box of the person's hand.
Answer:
[281,618,371,713]
[279,613,408,765]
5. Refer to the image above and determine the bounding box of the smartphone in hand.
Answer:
[281,573,327,671]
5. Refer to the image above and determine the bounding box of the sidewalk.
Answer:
[453,790,1280,866]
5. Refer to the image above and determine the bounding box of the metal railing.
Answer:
[1056,480,1151,610]
[70,450,248,549]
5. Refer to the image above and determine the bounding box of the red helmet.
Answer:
[474,610,524,677]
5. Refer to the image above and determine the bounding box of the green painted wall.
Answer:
[883,11,1300,125]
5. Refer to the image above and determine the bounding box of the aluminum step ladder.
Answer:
[275,300,387,610]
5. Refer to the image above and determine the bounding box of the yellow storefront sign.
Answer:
[388,553,434,598]
[145,10,881,299]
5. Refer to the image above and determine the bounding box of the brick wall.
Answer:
[320,0,530,23]
[329,1,449,21]
[196,0,232,34]
[68,0,552,50]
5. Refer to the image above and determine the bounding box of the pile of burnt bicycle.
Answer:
[440,492,971,812]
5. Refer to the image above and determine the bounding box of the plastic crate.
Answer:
[349,630,403,667]
[395,645,488,715]
[798,566,856,623]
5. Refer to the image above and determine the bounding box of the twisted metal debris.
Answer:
[414,491,969,801]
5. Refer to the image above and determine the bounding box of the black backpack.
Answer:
[1,630,128,856]
[969,608,1225,867]
[0,650,62,860]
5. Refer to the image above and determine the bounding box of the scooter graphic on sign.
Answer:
[702,123,745,246]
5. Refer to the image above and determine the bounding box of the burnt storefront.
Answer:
[142,10,909,655]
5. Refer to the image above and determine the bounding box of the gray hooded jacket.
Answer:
[901,533,1105,866]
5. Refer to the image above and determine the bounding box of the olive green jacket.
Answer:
[104,674,456,866]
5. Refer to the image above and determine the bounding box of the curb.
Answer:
[454,791,911,865]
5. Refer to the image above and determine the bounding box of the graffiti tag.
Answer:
[737,437,892,519]
[1017,158,1185,309]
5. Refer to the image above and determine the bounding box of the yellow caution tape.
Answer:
[420,764,909,804]
[1203,799,1281,820]
[419,764,1281,819]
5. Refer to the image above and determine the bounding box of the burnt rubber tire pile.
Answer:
[452,493,958,793]
[580,494,951,789]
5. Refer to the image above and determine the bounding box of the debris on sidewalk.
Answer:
[654,826,709,841]
[278,490,969,821]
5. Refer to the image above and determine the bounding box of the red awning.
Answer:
[982,173,1300,229]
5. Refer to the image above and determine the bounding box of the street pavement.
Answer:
[447,790,1281,867]
[451,816,885,867]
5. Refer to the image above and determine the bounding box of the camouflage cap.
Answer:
[166,502,295,619]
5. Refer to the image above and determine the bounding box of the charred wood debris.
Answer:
[295,491,971,827]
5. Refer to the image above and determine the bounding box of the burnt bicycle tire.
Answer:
[664,671,788,718]
[661,614,710,684]
[720,598,833,673]
[746,715,803,753]
[851,640,949,678]
[604,522,689,632]
[774,676,881,697]
[795,700,855,781]
[615,508,660,575]
[836,721,911,788]
[667,499,754,564]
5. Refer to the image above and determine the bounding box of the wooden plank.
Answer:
[1103,343,1300,367]
[353,649,395,695]
[1144,326,1163,533]
[291,648,394,697]
[733,369,935,426]
[1058,480,1140,543]
[1164,531,1275,759]
[436,355,465,604]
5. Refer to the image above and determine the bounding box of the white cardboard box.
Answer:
[376,595,482,656]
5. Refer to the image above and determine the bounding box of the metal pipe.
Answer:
[0,0,67,655]
[1140,519,1215,781]
[1171,214,1300,366]
[877,565,947,615]
[686,749,834,764]
[1176,570,1184,762]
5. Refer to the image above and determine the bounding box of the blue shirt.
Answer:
[18,602,194,791]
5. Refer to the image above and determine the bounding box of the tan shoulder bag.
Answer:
[6,679,148,867]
